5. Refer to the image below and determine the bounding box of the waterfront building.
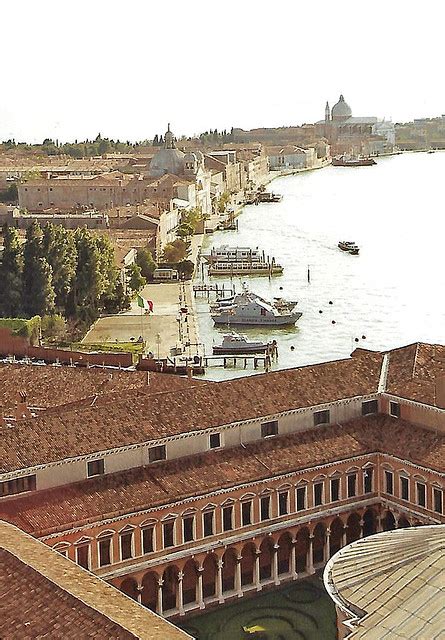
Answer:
[0,342,443,627]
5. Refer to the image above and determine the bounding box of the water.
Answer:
[196,152,445,380]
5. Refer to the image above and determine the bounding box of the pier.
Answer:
[193,283,235,299]
[203,353,273,371]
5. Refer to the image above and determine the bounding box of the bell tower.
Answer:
[325,101,331,123]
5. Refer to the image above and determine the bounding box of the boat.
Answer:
[258,191,282,203]
[332,155,376,167]
[338,241,360,255]
[207,246,264,264]
[206,245,284,276]
[212,333,268,355]
[211,285,302,326]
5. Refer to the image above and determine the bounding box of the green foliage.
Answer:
[162,238,190,263]
[0,224,23,317]
[0,183,18,203]
[75,341,144,355]
[177,259,195,279]
[40,314,67,340]
[136,248,157,279]
[0,316,41,345]
[42,224,77,311]
[126,263,146,295]
[23,222,56,317]
[217,191,230,213]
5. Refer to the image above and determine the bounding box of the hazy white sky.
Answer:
[1,0,444,142]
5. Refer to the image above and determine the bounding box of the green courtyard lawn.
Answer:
[178,575,337,640]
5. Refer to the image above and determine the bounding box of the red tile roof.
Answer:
[2,415,442,536]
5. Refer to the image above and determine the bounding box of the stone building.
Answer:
[0,342,443,627]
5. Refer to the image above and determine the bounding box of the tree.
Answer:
[176,222,194,240]
[136,248,157,279]
[42,224,77,311]
[162,239,190,263]
[126,263,146,295]
[72,228,102,321]
[23,223,55,317]
[0,224,23,317]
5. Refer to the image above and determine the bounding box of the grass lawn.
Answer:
[177,575,337,640]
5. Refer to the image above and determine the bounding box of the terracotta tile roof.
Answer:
[0,364,204,415]
[2,415,442,536]
[0,522,191,639]
[0,351,383,473]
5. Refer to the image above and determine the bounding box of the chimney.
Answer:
[186,366,193,380]
[436,376,445,409]
[15,392,32,421]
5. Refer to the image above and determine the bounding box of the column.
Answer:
[235,556,243,598]
[177,571,184,616]
[291,539,298,580]
[307,535,315,574]
[197,566,204,609]
[136,580,143,604]
[324,528,331,561]
[157,578,164,616]
[359,519,364,538]
[254,549,262,591]
[216,559,224,604]
[273,543,280,585]
[376,515,383,533]
[341,525,347,547]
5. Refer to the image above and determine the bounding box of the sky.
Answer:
[1,0,444,143]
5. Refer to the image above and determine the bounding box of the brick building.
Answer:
[0,343,444,627]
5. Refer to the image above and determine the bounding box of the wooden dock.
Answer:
[203,353,273,371]
[193,283,235,299]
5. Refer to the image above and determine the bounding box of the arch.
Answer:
[120,577,138,601]
[397,515,411,529]
[141,571,158,611]
[222,548,237,593]
[182,559,198,606]
[346,512,361,543]
[312,522,326,564]
[259,537,274,581]
[363,508,377,537]
[329,517,344,555]
[162,565,179,612]
[277,532,292,575]
[295,526,310,573]
[382,510,396,531]
[240,542,256,586]
[202,554,217,599]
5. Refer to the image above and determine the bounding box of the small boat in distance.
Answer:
[338,241,360,255]
[212,333,268,355]
[332,155,376,167]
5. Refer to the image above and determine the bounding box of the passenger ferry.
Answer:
[206,245,283,276]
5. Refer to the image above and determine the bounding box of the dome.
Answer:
[149,124,185,177]
[331,94,352,121]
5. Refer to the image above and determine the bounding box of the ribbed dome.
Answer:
[332,94,352,120]
[149,124,185,177]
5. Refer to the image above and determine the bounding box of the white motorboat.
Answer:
[212,333,268,355]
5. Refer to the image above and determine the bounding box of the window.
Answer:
[0,474,36,497]
[209,433,221,449]
[203,510,214,537]
[385,470,394,495]
[279,491,289,516]
[120,531,133,560]
[142,527,154,554]
[330,477,340,502]
[242,501,252,526]
[400,476,409,501]
[314,482,323,506]
[76,545,90,569]
[149,445,166,463]
[364,468,373,493]
[87,459,104,477]
[313,410,330,426]
[389,401,400,418]
[260,495,271,520]
[183,516,194,542]
[433,488,443,514]
[163,521,175,548]
[261,420,278,438]
[222,505,233,531]
[99,538,111,567]
[416,482,426,507]
[347,474,357,498]
[296,486,306,511]
[362,400,378,415]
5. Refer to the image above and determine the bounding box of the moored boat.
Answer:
[338,240,360,255]
[211,285,301,326]
[212,333,268,355]
[332,155,376,167]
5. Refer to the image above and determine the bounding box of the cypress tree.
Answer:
[0,224,23,317]
[23,222,55,317]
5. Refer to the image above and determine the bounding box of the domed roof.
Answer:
[332,94,352,120]
[149,124,185,177]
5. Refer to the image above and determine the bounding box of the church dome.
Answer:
[331,94,352,121]
[149,124,185,177]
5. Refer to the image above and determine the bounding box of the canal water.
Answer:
[196,151,445,380]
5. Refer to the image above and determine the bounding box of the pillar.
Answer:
[217,559,224,604]
[376,515,383,533]
[291,539,298,580]
[177,571,184,616]
[136,580,143,604]
[254,549,262,591]
[359,519,364,539]
[325,528,331,561]
[197,566,204,609]
[308,535,315,574]
[342,525,347,547]
[157,578,164,616]
[273,544,280,585]
[235,556,243,598]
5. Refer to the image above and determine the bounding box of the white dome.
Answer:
[332,94,352,120]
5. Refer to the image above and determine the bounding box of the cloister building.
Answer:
[0,342,444,629]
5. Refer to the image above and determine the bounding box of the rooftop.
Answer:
[0,521,192,639]
[324,525,445,639]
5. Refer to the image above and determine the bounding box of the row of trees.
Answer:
[0,223,130,324]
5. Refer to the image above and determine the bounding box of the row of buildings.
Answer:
[0,340,444,637]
